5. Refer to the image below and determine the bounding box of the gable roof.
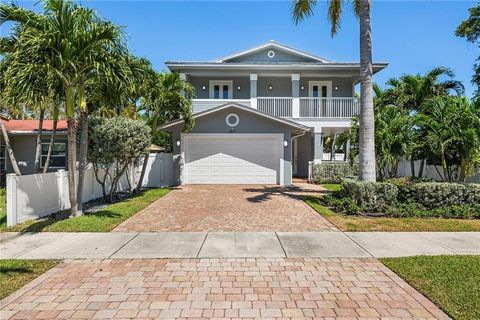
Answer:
[3,120,68,133]
[159,103,311,132]
[215,40,332,63]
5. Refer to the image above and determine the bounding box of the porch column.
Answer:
[250,74,257,109]
[291,74,300,118]
[314,132,323,163]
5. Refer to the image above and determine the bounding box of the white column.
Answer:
[314,131,323,164]
[180,73,187,97]
[250,74,257,109]
[291,74,300,118]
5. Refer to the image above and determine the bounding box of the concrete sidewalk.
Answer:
[1,231,479,259]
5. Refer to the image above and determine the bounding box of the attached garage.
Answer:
[183,134,283,184]
[159,103,310,186]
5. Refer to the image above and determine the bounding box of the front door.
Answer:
[309,81,332,98]
[210,81,233,99]
[309,81,332,117]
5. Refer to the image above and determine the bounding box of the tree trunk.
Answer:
[135,115,157,193]
[33,109,45,173]
[0,122,21,175]
[418,159,425,178]
[358,0,376,182]
[330,134,336,161]
[440,145,448,183]
[410,160,416,178]
[459,157,467,182]
[43,116,58,173]
[76,110,88,216]
[65,86,78,217]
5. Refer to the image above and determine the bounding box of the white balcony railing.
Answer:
[191,97,358,119]
[191,99,251,113]
[257,97,292,117]
[299,97,359,118]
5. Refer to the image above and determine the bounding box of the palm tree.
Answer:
[385,67,464,176]
[1,0,126,217]
[135,71,195,192]
[292,0,376,181]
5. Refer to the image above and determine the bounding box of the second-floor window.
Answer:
[209,80,232,99]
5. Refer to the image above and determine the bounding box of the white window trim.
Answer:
[209,80,233,99]
[309,81,332,98]
[40,142,67,169]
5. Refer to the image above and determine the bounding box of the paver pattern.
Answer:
[114,184,335,232]
[0,258,448,319]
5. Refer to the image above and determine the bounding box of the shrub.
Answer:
[386,203,480,219]
[88,116,151,202]
[409,182,480,209]
[312,162,358,184]
[339,179,398,213]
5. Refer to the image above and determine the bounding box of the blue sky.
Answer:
[2,1,478,97]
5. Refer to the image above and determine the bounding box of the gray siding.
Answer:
[227,48,317,63]
[0,134,67,175]
[188,76,250,99]
[299,77,354,97]
[257,77,292,97]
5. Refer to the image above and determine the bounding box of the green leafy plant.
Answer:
[87,116,150,202]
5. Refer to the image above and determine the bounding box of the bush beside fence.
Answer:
[311,162,358,184]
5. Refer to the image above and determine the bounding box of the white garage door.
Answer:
[183,134,283,184]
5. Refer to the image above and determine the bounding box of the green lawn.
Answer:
[305,197,480,232]
[0,259,58,299]
[320,183,341,191]
[381,256,480,320]
[0,188,170,232]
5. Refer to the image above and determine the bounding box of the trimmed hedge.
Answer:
[312,162,358,184]
[339,178,398,213]
[324,178,480,218]
[409,183,480,208]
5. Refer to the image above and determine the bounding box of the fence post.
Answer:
[6,173,18,227]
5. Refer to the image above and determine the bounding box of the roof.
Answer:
[159,103,311,132]
[2,120,68,133]
[165,40,389,74]
[215,40,331,63]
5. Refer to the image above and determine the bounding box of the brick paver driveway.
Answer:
[114,183,336,232]
[0,258,448,320]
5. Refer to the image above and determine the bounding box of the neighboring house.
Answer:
[160,40,387,185]
[0,119,68,175]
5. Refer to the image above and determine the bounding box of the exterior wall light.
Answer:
[202,85,206,91]
[334,86,339,91]
[300,85,305,91]
[283,140,288,147]
[237,85,241,91]
[176,139,181,147]
[268,84,273,91]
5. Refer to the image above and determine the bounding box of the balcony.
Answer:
[191,97,359,119]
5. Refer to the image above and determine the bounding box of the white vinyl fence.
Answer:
[397,159,480,183]
[6,153,173,226]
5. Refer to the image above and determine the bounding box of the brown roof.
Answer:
[2,120,68,132]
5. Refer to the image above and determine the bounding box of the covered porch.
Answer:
[292,126,351,178]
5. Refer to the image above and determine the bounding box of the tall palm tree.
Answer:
[1,0,126,217]
[292,0,376,181]
[135,71,195,192]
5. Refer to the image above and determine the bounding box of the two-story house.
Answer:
[160,41,387,186]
